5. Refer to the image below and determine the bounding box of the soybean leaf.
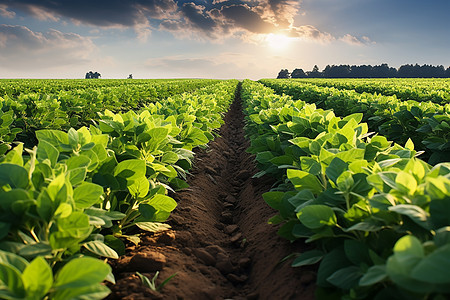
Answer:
[395,171,417,195]
[0,164,29,189]
[327,266,363,290]
[66,155,91,170]
[0,250,29,272]
[67,167,87,186]
[73,182,104,209]
[83,241,119,259]
[161,152,178,164]
[0,262,25,298]
[411,244,450,284]
[326,157,348,184]
[287,169,323,194]
[344,240,372,266]
[386,235,430,293]
[68,128,79,149]
[138,204,156,220]
[114,159,146,180]
[135,222,171,233]
[127,176,149,198]
[298,205,337,229]
[169,178,189,191]
[56,212,91,239]
[263,191,284,210]
[18,243,52,259]
[147,194,177,213]
[37,140,59,167]
[52,283,111,300]
[36,130,69,150]
[388,205,429,229]
[317,247,351,287]
[54,257,111,290]
[359,265,387,286]
[3,143,23,166]
[434,227,450,247]
[104,235,126,257]
[291,250,324,267]
[22,257,53,299]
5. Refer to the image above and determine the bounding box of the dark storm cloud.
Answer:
[0,0,178,24]
[219,4,274,33]
[0,0,336,42]
[180,3,216,32]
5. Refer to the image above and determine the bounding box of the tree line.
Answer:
[85,71,101,79]
[277,63,450,78]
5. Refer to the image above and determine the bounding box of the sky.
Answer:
[0,0,449,79]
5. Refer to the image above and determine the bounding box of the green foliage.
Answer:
[136,271,177,292]
[0,251,112,300]
[242,79,450,299]
[284,78,450,105]
[0,79,238,299]
[261,78,450,164]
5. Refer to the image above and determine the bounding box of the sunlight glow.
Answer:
[265,33,293,50]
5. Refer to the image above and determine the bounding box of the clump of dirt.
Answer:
[106,84,316,300]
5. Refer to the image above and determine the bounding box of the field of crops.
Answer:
[0,78,449,299]
[261,79,450,165]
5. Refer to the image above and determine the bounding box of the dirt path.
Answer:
[107,84,316,300]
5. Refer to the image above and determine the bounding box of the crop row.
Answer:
[289,78,450,105]
[260,79,450,164]
[0,79,221,152]
[0,80,238,299]
[0,79,220,97]
[242,80,450,299]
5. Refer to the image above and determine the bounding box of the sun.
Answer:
[265,33,293,50]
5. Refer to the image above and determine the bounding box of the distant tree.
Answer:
[306,65,321,78]
[128,74,133,79]
[398,64,416,77]
[85,71,101,79]
[420,64,446,77]
[281,63,449,79]
[322,64,351,78]
[371,63,397,78]
[291,68,307,78]
[349,65,373,78]
[277,69,290,79]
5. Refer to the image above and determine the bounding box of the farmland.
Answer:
[0,78,449,299]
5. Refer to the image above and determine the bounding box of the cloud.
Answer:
[0,4,15,18]
[219,4,275,34]
[339,34,374,46]
[0,0,179,40]
[286,25,334,43]
[255,0,300,28]
[0,24,96,69]
[180,3,217,36]
[0,0,372,45]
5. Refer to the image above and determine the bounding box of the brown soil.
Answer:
[106,84,316,300]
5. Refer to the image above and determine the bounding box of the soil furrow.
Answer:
[107,83,316,300]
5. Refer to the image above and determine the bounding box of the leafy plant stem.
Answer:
[344,193,350,211]
[102,188,111,210]
[51,250,64,267]
[29,227,40,243]
[321,172,328,190]
[119,195,135,228]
